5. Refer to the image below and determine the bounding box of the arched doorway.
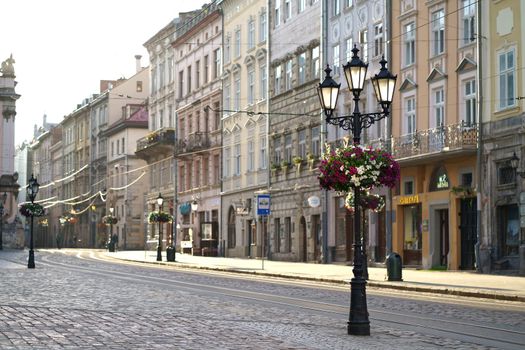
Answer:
[227,206,236,252]
[300,216,307,262]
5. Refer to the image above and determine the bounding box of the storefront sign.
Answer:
[399,195,420,205]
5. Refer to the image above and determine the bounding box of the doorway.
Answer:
[300,216,307,262]
[459,198,477,269]
[437,209,449,266]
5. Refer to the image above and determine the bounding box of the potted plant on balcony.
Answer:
[281,160,291,171]
[292,156,303,165]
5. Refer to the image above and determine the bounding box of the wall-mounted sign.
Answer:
[307,196,320,208]
[399,195,420,205]
[257,194,270,216]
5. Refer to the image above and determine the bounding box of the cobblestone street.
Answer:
[1,250,523,349]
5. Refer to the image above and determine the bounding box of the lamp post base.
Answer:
[156,246,162,261]
[28,250,35,269]
[347,277,370,336]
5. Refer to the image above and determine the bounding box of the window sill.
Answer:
[494,105,520,116]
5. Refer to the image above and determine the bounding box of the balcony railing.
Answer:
[392,122,477,160]
[136,128,176,152]
[175,132,219,155]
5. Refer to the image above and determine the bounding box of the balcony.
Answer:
[135,128,176,159]
[175,132,220,156]
[392,123,478,164]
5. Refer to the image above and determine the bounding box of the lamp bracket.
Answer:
[326,110,389,132]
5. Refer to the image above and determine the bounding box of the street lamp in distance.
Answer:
[0,192,7,250]
[156,193,164,262]
[27,174,40,269]
[109,207,115,252]
[318,46,396,336]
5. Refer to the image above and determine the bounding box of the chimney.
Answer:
[135,55,142,73]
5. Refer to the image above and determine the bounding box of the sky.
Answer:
[1,0,208,146]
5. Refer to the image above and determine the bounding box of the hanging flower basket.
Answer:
[148,211,173,223]
[345,191,385,213]
[318,142,400,192]
[20,203,46,217]
[102,215,118,225]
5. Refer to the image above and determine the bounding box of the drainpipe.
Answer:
[320,0,329,263]
[475,1,483,273]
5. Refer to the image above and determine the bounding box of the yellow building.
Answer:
[390,0,479,270]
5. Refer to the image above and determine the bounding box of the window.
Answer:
[498,49,516,110]
[151,67,157,93]
[234,73,241,110]
[374,23,384,57]
[359,29,368,62]
[434,88,444,128]
[235,28,241,58]
[461,172,473,187]
[273,137,282,164]
[284,134,292,163]
[298,129,306,159]
[344,0,353,8]
[275,65,282,95]
[298,0,305,13]
[248,18,255,49]
[116,140,120,155]
[224,79,231,111]
[404,180,414,195]
[260,136,267,169]
[345,38,353,62]
[284,217,291,253]
[333,0,340,16]
[195,60,200,89]
[234,143,241,175]
[259,11,267,42]
[224,37,231,64]
[406,97,416,135]
[204,55,209,84]
[214,48,221,79]
[178,70,184,98]
[312,46,320,79]
[404,22,415,66]
[285,0,291,20]
[431,10,445,55]
[168,57,174,83]
[285,59,292,90]
[311,126,320,156]
[247,139,254,171]
[136,81,143,92]
[213,154,220,184]
[275,0,281,27]
[462,0,476,44]
[213,102,220,130]
[111,142,114,156]
[464,80,476,126]
[159,62,165,89]
[332,45,340,75]
[297,53,306,85]
[498,162,515,185]
[260,63,267,100]
[195,160,201,187]
[248,65,255,104]
[187,65,192,94]
[274,218,281,252]
[168,105,173,128]
[224,147,231,177]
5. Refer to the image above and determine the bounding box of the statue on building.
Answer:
[0,54,16,77]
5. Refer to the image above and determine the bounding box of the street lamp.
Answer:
[109,207,115,252]
[0,192,7,250]
[318,46,396,336]
[510,152,525,179]
[27,174,40,269]
[156,193,164,261]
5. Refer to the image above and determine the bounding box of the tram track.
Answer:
[33,251,525,349]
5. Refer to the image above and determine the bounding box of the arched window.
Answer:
[429,165,450,191]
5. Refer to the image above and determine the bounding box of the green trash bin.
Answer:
[386,252,403,281]
[166,246,175,261]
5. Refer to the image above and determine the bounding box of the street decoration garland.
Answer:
[19,203,46,217]
[102,215,118,225]
[148,211,173,223]
[318,141,399,212]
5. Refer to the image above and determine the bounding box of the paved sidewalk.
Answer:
[107,250,525,302]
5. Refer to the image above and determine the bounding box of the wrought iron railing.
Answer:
[136,128,176,151]
[392,122,477,160]
[175,132,220,155]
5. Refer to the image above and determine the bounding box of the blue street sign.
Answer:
[257,194,270,216]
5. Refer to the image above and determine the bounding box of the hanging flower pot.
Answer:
[19,203,46,217]
[318,141,400,193]
[344,191,386,213]
[148,211,173,223]
[102,215,118,225]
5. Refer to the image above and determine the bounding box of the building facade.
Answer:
[480,0,525,273]
[390,0,479,270]
[267,0,322,262]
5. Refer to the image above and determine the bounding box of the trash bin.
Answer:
[108,242,115,253]
[166,246,175,262]
[386,252,403,281]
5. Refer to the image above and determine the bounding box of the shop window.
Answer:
[403,204,422,265]
[429,165,449,191]
[404,180,414,195]
[497,205,519,256]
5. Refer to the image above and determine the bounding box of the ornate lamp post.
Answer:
[0,192,7,250]
[156,193,164,261]
[27,174,40,269]
[318,46,396,336]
